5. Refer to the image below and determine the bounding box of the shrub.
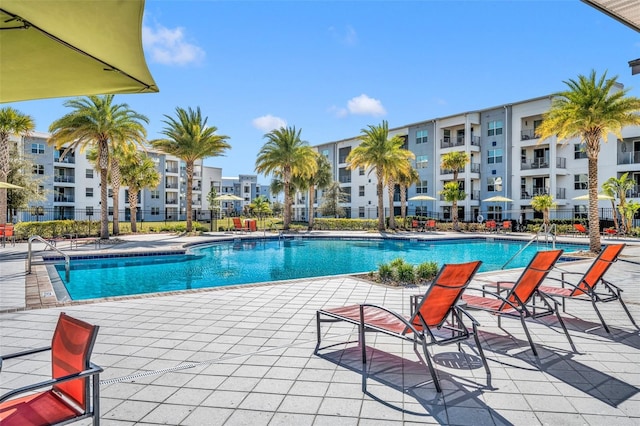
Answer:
[395,263,415,283]
[378,263,394,281]
[416,261,439,281]
[389,258,406,268]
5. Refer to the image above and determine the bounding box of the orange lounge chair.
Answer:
[232,217,250,233]
[527,244,633,334]
[462,250,575,356]
[0,313,103,426]
[425,219,437,232]
[0,224,15,247]
[500,220,512,233]
[316,261,489,393]
[485,220,497,233]
[573,223,588,236]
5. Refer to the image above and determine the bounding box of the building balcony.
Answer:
[54,175,75,183]
[166,198,178,205]
[521,129,539,140]
[440,167,465,175]
[618,151,640,165]
[54,156,75,164]
[440,137,464,149]
[54,195,75,203]
[470,163,480,173]
[470,190,481,200]
[556,187,566,199]
[165,167,179,174]
[521,187,548,199]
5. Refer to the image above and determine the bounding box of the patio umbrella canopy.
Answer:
[214,194,244,201]
[0,0,158,103]
[482,196,514,203]
[572,193,614,201]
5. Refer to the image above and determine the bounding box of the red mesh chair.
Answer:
[425,219,437,232]
[573,223,588,236]
[0,313,102,426]
[485,220,497,233]
[482,244,635,334]
[500,221,512,233]
[316,261,488,393]
[462,250,574,356]
[232,217,249,233]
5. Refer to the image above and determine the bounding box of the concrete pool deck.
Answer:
[1,230,640,425]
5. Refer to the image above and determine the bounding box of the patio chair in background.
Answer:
[0,312,103,426]
[425,219,437,232]
[232,217,250,233]
[573,223,588,236]
[536,244,635,334]
[316,261,489,393]
[462,250,575,356]
[0,224,15,247]
[500,220,512,233]
[485,220,497,233]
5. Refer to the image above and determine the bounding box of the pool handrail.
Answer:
[28,235,70,282]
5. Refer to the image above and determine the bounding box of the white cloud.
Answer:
[346,94,386,117]
[143,22,205,66]
[252,115,287,133]
[328,25,358,46]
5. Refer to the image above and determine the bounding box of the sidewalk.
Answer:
[1,232,639,425]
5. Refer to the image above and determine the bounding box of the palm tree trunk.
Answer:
[283,167,292,230]
[387,178,396,230]
[186,161,194,232]
[376,169,385,231]
[0,134,9,224]
[308,183,315,231]
[111,157,121,235]
[609,199,619,232]
[99,141,109,239]
[587,156,602,252]
[129,189,138,233]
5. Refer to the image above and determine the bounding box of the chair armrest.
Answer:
[0,362,103,403]
[0,346,51,372]
[463,287,522,311]
[456,306,481,327]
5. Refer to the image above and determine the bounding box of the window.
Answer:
[521,149,527,164]
[574,144,587,159]
[416,155,428,169]
[151,207,160,216]
[86,188,93,197]
[85,169,94,178]
[488,205,502,220]
[108,189,113,198]
[487,177,503,192]
[358,206,365,218]
[32,164,44,175]
[108,207,113,216]
[341,186,351,203]
[488,120,503,136]
[416,180,428,194]
[443,129,451,143]
[31,143,45,154]
[487,149,503,164]
[85,207,94,216]
[359,166,365,176]
[574,174,588,190]
[359,185,365,196]
[244,186,250,193]
[321,149,330,158]
[338,168,351,183]
[150,190,160,199]
[338,146,351,163]
[416,129,428,144]
[574,205,587,219]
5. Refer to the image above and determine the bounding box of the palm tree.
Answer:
[384,151,414,230]
[0,107,35,224]
[255,126,316,230]
[440,182,466,226]
[151,107,230,233]
[440,151,470,230]
[305,153,333,230]
[396,166,420,228]
[536,70,640,252]
[346,120,413,231]
[119,152,160,232]
[49,95,148,239]
[531,194,556,229]
[602,173,635,233]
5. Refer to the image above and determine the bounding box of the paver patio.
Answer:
[1,232,639,425]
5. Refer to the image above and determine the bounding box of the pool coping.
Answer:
[22,233,593,311]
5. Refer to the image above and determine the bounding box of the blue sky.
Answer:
[7,0,640,179]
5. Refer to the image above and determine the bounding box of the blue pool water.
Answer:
[53,237,586,300]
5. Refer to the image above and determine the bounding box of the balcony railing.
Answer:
[521,187,549,198]
[440,137,465,149]
[166,198,178,205]
[471,136,481,146]
[470,163,480,173]
[629,185,640,198]
[165,167,179,173]
[556,187,566,199]
[520,129,539,140]
[54,175,75,183]
[54,156,75,164]
[338,176,351,183]
[54,195,75,203]
[556,157,567,168]
[618,151,640,165]
[165,183,178,189]
[521,158,549,170]
[470,190,481,200]
[440,167,465,175]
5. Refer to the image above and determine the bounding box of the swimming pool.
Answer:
[51,237,586,301]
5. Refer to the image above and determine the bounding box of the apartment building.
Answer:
[11,131,232,222]
[297,90,640,224]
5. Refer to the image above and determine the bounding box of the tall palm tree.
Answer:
[346,120,413,231]
[49,95,148,239]
[0,107,35,224]
[440,151,469,230]
[255,126,317,230]
[119,152,160,232]
[602,173,635,233]
[305,153,333,230]
[440,182,466,226]
[396,166,421,227]
[536,70,640,252]
[151,107,230,233]
[384,151,414,230]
